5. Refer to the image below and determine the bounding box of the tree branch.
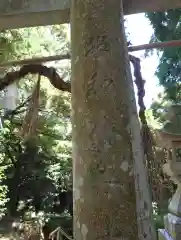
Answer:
[0,64,71,93]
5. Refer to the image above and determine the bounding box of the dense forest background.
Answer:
[0,9,181,238]
[0,25,72,238]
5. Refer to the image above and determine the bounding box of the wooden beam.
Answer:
[0,10,70,29]
[0,0,70,29]
[0,0,181,29]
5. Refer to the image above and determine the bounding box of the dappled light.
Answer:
[0,2,181,240]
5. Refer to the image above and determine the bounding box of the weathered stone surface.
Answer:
[71,0,155,239]
[0,0,69,14]
[0,0,70,29]
[1,0,181,29]
[157,104,181,240]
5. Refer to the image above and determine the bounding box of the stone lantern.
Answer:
[156,104,181,240]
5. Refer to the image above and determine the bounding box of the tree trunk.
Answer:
[71,0,155,239]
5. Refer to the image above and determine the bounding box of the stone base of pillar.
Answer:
[158,213,181,240]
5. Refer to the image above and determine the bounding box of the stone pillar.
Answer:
[71,0,154,239]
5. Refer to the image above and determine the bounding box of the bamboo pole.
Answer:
[0,39,181,68]
[128,39,181,52]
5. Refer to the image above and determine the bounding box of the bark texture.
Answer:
[71,0,154,239]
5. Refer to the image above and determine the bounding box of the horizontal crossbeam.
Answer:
[0,39,181,68]
[0,0,181,30]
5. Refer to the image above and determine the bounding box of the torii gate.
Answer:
[1,1,180,240]
[0,0,180,29]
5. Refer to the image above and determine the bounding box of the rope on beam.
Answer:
[0,64,71,92]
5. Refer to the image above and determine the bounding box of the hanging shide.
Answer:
[0,64,71,92]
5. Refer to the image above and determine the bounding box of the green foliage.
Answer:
[0,24,72,221]
[148,91,173,124]
[146,10,181,102]
[145,109,161,128]
[145,14,181,236]
[145,10,181,121]
[0,93,72,215]
[0,30,25,62]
